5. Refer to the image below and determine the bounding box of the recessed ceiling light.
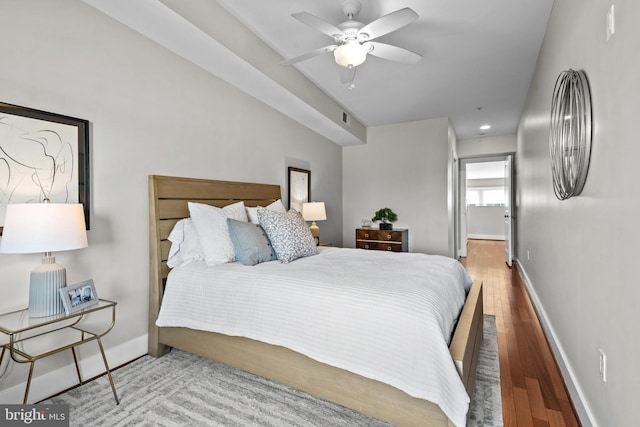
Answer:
[479,124,491,131]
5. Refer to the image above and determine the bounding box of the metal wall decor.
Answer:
[549,69,593,200]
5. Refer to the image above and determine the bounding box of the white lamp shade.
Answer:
[1,203,88,254]
[302,202,327,222]
[334,40,368,67]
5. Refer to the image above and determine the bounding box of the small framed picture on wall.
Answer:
[288,167,310,212]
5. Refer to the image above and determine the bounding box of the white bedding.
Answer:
[156,247,473,426]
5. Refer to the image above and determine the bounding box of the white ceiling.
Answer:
[83,0,554,144]
[466,161,506,180]
[217,0,554,140]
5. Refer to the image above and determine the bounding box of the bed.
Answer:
[148,175,483,427]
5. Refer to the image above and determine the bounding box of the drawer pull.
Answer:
[387,246,392,251]
[364,233,369,238]
[386,234,392,239]
[364,244,370,249]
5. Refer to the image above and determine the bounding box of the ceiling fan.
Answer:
[282,0,422,87]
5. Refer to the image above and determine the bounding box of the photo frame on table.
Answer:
[59,279,99,315]
[288,167,310,212]
[0,102,90,235]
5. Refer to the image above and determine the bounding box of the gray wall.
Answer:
[343,118,453,255]
[516,0,640,425]
[458,134,516,158]
[466,206,504,240]
[0,0,343,399]
[466,177,506,240]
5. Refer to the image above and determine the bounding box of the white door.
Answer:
[504,155,514,267]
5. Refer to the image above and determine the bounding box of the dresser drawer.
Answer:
[355,228,408,252]
[356,240,405,252]
[356,229,375,240]
[356,229,404,242]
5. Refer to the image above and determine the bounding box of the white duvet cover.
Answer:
[156,247,473,426]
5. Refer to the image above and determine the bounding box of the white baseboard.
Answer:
[0,334,147,404]
[515,261,596,427]
[467,234,505,241]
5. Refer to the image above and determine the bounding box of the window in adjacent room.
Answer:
[466,187,505,206]
[465,161,507,206]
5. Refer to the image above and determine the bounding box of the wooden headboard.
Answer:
[148,175,281,354]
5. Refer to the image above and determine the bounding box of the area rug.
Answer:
[468,315,502,426]
[45,315,501,426]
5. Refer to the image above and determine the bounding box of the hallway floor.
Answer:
[461,239,580,427]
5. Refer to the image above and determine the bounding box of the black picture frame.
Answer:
[287,167,310,212]
[0,102,90,234]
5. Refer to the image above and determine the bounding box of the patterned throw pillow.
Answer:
[257,208,317,263]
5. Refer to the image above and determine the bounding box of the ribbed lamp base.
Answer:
[309,221,320,246]
[29,256,66,318]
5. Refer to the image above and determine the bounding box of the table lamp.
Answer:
[0,202,88,317]
[302,202,326,246]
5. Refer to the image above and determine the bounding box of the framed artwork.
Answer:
[59,279,99,315]
[288,167,310,212]
[0,102,90,234]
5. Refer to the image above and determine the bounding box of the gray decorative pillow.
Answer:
[257,208,318,264]
[227,219,277,266]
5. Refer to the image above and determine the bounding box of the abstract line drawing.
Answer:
[288,167,310,213]
[0,103,89,231]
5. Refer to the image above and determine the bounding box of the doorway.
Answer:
[458,155,515,265]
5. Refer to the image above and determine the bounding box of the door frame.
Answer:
[458,154,516,258]
[504,155,514,267]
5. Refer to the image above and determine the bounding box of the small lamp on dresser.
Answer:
[0,202,88,318]
[302,202,326,246]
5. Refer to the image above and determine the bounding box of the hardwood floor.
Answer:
[460,239,580,427]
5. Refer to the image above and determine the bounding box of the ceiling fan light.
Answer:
[334,40,367,67]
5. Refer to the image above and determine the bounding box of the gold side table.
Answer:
[0,299,119,405]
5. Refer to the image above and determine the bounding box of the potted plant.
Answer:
[371,207,398,230]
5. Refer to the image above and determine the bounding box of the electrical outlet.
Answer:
[599,349,607,382]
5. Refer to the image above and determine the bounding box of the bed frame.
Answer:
[148,174,483,427]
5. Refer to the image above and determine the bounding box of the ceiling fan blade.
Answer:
[340,66,357,84]
[281,45,337,65]
[366,41,422,64]
[292,12,344,40]
[357,8,418,41]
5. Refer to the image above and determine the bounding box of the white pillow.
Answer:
[246,199,286,224]
[188,201,248,266]
[167,218,204,268]
[257,207,317,263]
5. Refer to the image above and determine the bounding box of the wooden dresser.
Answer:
[355,228,408,252]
